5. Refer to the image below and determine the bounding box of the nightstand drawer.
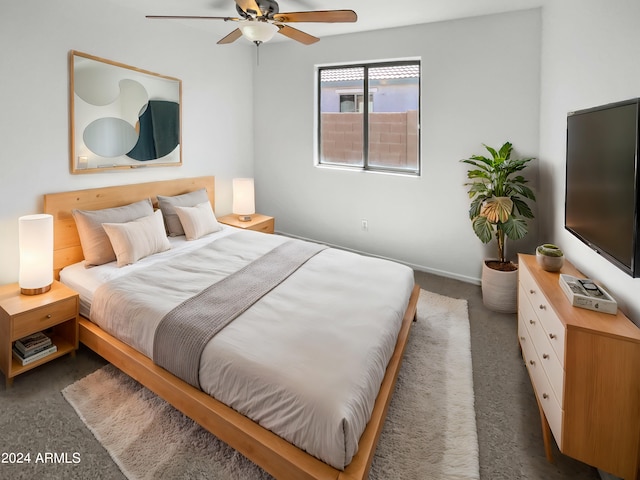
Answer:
[217,214,275,234]
[253,218,274,233]
[12,296,77,340]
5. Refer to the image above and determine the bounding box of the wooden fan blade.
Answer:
[235,0,262,15]
[276,25,319,45]
[146,15,237,21]
[217,28,244,44]
[273,10,357,24]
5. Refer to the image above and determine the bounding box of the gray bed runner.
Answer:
[153,239,327,389]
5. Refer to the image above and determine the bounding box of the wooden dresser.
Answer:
[517,254,640,480]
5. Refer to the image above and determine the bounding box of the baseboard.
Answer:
[275,230,482,286]
[598,469,621,480]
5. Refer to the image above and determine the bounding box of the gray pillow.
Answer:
[72,198,154,267]
[157,188,210,236]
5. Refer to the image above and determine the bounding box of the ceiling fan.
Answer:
[147,0,357,46]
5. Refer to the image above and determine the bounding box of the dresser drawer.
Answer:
[519,286,565,402]
[519,260,539,297]
[519,315,564,444]
[519,263,566,363]
[536,302,565,364]
[12,296,77,340]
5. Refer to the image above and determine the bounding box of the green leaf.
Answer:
[510,175,528,184]
[466,169,491,180]
[469,196,485,219]
[502,217,528,240]
[460,158,491,171]
[512,196,535,219]
[517,184,536,201]
[465,183,490,199]
[498,141,513,159]
[472,215,494,243]
[469,154,493,164]
[483,144,500,162]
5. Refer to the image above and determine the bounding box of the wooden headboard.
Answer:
[44,176,215,279]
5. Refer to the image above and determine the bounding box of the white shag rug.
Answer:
[62,290,479,480]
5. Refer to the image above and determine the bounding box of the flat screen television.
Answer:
[565,98,640,277]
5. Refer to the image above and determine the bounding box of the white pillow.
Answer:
[102,210,171,267]
[174,201,222,240]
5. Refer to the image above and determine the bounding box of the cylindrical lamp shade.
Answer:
[19,214,53,295]
[232,178,255,222]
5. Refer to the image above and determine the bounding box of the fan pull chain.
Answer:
[255,41,262,66]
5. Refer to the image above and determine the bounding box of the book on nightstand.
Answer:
[14,331,52,355]
[12,344,58,366]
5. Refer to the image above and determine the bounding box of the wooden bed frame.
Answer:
[44,176,420,480]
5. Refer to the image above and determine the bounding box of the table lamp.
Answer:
[232,178,255,222]
[18,214,53,295]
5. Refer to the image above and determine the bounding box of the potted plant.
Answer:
[536,243,564,271]
[461,141,536,313]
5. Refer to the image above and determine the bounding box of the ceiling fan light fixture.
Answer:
[240,21,278,44]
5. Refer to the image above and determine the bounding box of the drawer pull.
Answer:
[549,333,557,339]
[529,289,536,294]
[520,336,526,341]
[529,360,535,366]
[539,304,546,310]
[542,393,549,399]
[543,353,549,359]
[529,319,535,325]
[46,314,52,319]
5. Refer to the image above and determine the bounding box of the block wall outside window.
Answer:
[320,112,419,170]
[320,113,363,166]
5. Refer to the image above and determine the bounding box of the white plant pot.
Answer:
[481,260,518,313]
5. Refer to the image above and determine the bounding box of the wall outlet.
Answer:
[361,219,368,231]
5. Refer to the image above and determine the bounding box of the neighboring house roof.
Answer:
[321,65,420,82]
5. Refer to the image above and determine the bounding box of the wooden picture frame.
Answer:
[69,51,182,174]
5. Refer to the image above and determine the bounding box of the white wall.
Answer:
[0,0,255,285]
[252,9,542,284]
[539,0,640,322]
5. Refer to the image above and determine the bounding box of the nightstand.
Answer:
[218,213,275,234]
[0,281,79,387]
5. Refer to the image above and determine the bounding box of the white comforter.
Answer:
[61,228,414,469]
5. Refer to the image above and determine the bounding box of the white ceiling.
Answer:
[119,0,544,44]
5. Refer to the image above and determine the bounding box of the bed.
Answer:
[44,176,419,480]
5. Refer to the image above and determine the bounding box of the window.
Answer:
[339,94,373,113]
[318,60,420,175]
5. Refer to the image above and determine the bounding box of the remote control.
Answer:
[578,279,604,297]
